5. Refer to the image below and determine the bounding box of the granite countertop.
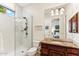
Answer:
[40,38,79,49]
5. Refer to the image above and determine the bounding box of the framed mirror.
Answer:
[51,18,60,38]
[69,13,78,33]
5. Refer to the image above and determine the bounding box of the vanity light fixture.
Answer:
[50,10,54,16]
[60,8,65,15]
[55,9,59,15]
[50,8,65,16]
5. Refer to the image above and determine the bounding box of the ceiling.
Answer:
[17,3,30,7]
[17,3,67,8]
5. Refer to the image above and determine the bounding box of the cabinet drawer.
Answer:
[41,48,48,55]
[49,45,66,52]
[67,48,79,55]
[49,50,65,56]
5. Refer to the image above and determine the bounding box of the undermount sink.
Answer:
[51,41,63,44]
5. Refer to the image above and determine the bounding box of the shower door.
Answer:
[15,16,33,56]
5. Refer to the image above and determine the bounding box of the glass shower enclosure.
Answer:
[0,8,33,56]
[0,4,33,56]
[15,16,33,56]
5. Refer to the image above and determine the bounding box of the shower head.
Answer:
[23,17,27,19]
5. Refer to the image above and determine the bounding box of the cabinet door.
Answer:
[50,52,64,56]
[41,43,48,48]
[41,48,48,56]
[67,53,78,56]
[67,48,79,55]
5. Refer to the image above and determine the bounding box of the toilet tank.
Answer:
[33,41,40,47]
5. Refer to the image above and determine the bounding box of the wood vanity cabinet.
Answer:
[67,48,79,56]
[40,43,79,56]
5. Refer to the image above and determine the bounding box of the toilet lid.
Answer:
[27,47,37,52]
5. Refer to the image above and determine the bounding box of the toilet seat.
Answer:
[26,47,37,56]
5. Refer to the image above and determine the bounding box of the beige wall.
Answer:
[15,4,23,18]
[22,3,67,42]
[65,4,79,45]
[59,15,66,39]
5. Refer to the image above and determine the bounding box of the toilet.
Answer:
[26,41,40,56]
